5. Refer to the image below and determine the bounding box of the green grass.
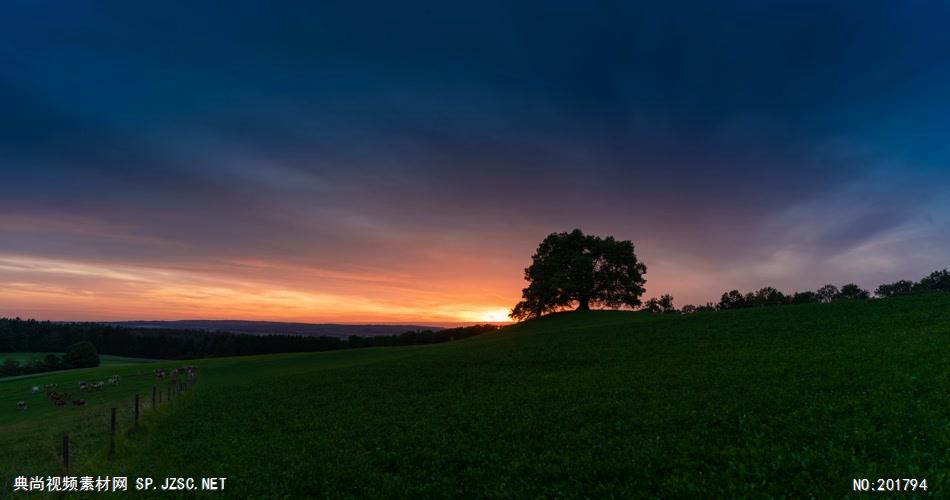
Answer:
[0,359,191,483]
[1,352,162,368]
[3,294,949,497]
[0,354,162,383]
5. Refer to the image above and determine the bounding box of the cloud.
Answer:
[2,1,950,318]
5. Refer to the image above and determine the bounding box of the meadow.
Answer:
[1,353,162,367]
[2,294,949,497]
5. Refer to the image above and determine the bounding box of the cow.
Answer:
[31,386,39,395]
[16,401,27,410]
[72,399,85,406]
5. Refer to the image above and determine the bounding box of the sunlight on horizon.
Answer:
[473,308,512,323]
[0,254,519,324]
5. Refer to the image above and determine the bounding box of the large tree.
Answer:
[510,229,647,321]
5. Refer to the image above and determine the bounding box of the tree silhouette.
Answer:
[718,290,747,310]
[789,291,819,304]
[752,287,786,306]
[815,284,839,303]
[917,269,950,292]
[63,341,100,368]
[875,280,916,297]
[838,283,870,299]
[643,294,676,313]
[510,229,646,321]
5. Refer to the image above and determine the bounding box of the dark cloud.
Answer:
[2,0,950,317]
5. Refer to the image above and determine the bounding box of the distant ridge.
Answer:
[105,320,444,338]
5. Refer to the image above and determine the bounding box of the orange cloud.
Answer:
[0,254,518,324]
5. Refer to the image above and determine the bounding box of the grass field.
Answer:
[0,355,189,487]
[1,353,162,369]
[3,294,949,497]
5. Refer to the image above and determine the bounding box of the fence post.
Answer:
[110,407,117,455]
[63,435,69,472]
[134,394,140,425]
[152,386,157,409]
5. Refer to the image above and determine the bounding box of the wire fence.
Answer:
[58,372,199,473]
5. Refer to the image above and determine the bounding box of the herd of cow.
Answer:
[14,365,198,411]
[154,365,197,380]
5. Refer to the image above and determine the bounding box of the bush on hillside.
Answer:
[63,341,100,368]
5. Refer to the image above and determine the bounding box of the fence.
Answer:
[60,373,198,473]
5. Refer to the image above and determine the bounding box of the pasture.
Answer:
[3,294,949,497]
[0,359,194,483]
[1,353,162,370]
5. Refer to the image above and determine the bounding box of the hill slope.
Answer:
[8,295,950,497]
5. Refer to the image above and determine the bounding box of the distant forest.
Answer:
[650,268,950,313]
[0,320,499,366]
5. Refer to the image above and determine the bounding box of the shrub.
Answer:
[63,341,100,368]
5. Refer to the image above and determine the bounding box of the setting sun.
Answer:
[476,308,512,323]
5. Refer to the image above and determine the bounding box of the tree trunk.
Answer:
[576,298,590,311]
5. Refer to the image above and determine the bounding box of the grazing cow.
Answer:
[72,399,85,406]
[31,386,39,395]
[78,381,88,391]
[108,374,120,385]
[16,401,27,410]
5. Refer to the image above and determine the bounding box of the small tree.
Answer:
[657,294,676,313]
[695,302,717,312]
[642,297,662,313]
[510,229,647,320]
[789,291,819,304]
[917,269,950,292]
[838,283,870,300]
[815,284,839,303]
[63,341,100,369]
[44,353,63,370]
[752,287,786,306]
[718,290,747,310]
[875,280,916,297]
[642,294,676,313]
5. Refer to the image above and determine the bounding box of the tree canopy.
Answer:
[510,229,647,321]
[63,340,100,368]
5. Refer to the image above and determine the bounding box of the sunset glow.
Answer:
[0,253,520,324]
[3,2,950,324]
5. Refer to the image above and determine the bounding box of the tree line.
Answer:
[658,268,950,314]
[0,341,101,377]
[511,229,950,320]
[0,320,499,371]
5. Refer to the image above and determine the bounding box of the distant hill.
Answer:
[105,320,444,338]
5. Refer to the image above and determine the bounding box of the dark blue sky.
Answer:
[2,1,950,321]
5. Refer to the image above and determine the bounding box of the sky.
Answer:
[2,1,950,324]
